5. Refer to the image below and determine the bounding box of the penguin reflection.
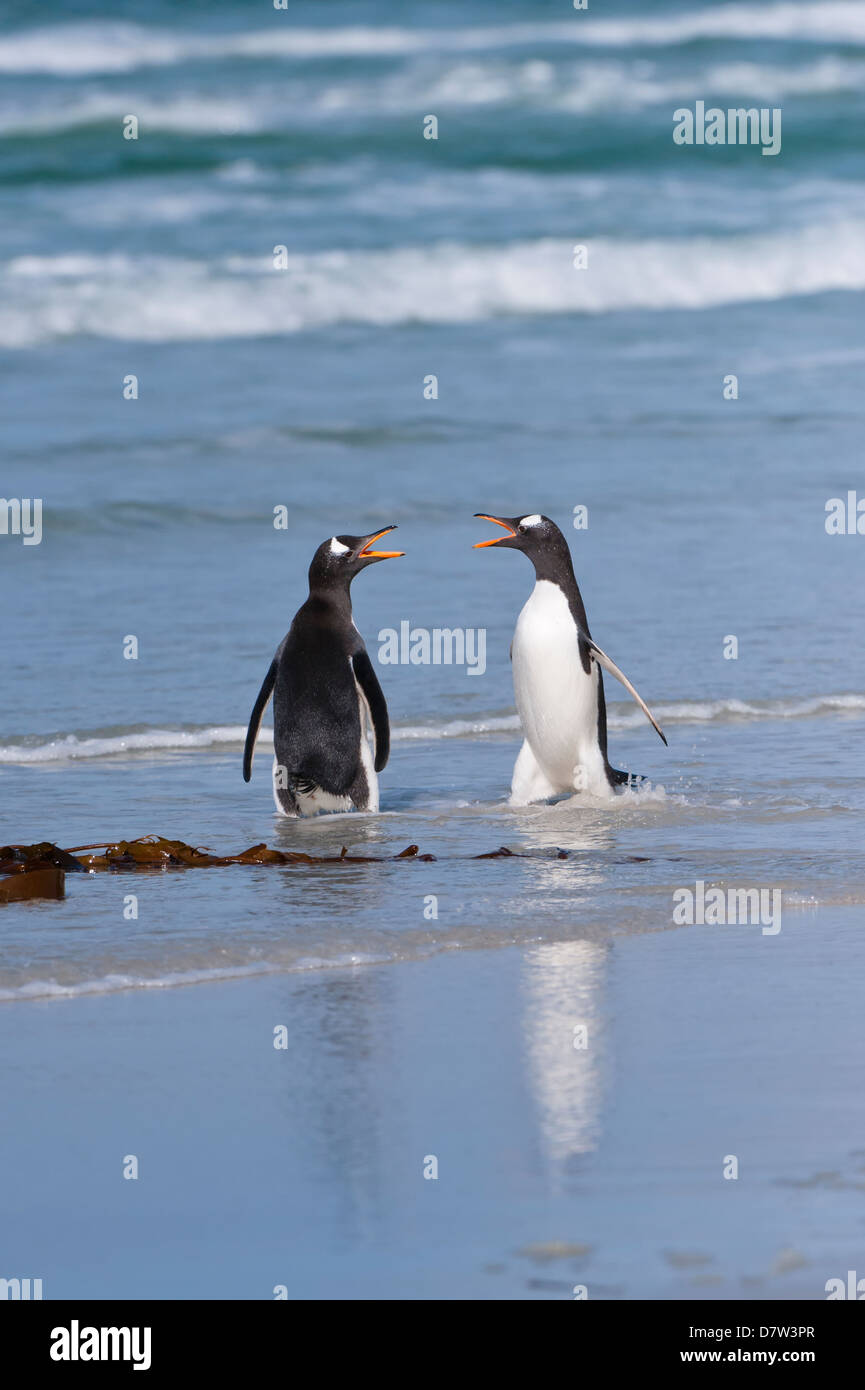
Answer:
[521,939,609,1169]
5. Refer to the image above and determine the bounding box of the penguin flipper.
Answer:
[351,649,390,773]
[582,636,667,747]
[243,658,277,782]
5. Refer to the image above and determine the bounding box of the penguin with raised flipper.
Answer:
[473,512,666,804]
[243,527,403,816]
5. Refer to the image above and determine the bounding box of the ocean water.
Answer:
[2,0,864,998]
[2,0,864,1302]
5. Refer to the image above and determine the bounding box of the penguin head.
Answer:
[473,513,567,561]
[309,526,403,589]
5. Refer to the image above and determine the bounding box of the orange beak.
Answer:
[359,526,404,560]
[473,515,517,548]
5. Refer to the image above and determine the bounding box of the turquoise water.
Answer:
[0,0,864,1298]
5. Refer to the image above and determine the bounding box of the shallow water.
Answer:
[2,920,864,1300]
[1,0,864,1304]
[2,0,864,999]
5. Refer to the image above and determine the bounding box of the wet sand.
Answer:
[2,900,862,1300]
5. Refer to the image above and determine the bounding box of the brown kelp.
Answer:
[0,836,440,901]
[0,836,597,903]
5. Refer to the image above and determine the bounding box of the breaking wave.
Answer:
[1,6,864,76]
[2,221,864,346]
[2,695,863,765]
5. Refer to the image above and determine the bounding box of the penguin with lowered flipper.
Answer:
[473,513,666,804]
[243,527,403,816]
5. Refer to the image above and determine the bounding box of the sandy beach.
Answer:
[3,0,865,1305]
[3,897,863,1301]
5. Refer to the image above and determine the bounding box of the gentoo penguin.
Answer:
[473,513,666,803]
[243,527,403,816]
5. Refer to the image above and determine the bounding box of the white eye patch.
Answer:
[519,514,542,528]
[329,537,350,555]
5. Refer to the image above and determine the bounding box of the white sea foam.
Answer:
[1,53,863,136]
[0,937,484,1001]
[0,92,261,136]
[0,963,276,1001]
[2,221,864,347]
[2,696,863,765]
[299,53,865,113]
[609,693,865,731]
[1,7,864,75]
[0,956,395,1002]
[0,725,256,763]
[702,55,865,99]
[319,52,865,113]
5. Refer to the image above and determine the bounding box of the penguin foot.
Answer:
[509,740,561,805]
[272,782,300,816]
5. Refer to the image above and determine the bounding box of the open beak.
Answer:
[473,514,517,548]
[359,525,404,560]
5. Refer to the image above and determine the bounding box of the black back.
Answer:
[244,530,398,797]
[273,593,366,795]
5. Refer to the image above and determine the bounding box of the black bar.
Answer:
[4,1299,858,1374]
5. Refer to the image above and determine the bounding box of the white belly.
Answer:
[511,580,605,790]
